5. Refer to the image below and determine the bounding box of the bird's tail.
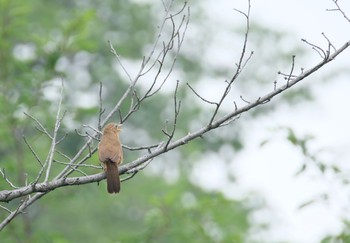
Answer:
[106,160,120,193]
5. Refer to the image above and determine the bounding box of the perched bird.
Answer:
[98,123,123,193]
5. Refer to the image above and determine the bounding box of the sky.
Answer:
[193,0,350,242]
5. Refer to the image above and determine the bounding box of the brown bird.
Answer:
[98,123,123,194]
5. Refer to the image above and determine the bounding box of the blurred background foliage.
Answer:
[1,0,347,242]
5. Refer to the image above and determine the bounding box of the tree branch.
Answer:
[2,38,348,206]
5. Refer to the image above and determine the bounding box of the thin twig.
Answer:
[208,0,252,125]
[123,143,161,151]
[118,3,189,124]
[23,136,43,167]
[108,41,133,83]
[56,132,68,145]
[327,0,350,23]
[0,204,12,214]
[186,83,218,105]
[54,160,102,169]
[23,112,52,139]
[55,150,72,161]
[322,32,337,53]
[163,80,181,149]
[82,125,102,136]
[301,38,327,59]
[98,81,104,133]
[44,81,65,182]
[240,95,251,104]
[125,141,164,174]
[121,171,138,181]
[0,169,19,189]
[287,55,296,86]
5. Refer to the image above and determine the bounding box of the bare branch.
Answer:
[125,141,164,174]
[0,204,12,214]
[23,136,43,167]
[301,38,327,59]
[44,81,65,182]
[121,171,138,181]
[122,39,350,177]
[0,172,105,203]
[327,0,350,23]
[55,150,72,162]
[273,80,277,90]
[82,124,102,136]
[287,55,296,86]
[125,160,151,176]
[56,132,68,145]
[57,165,88,176]
[100,1,188,130]
[322,32,337,53]
[219,114,241,127]
[186,83,218,105]
[143,0,175,67]
[23,112,52,139]
[108,40,133,83]
[163,80,181,149]
[54,160,101,170]
[240,95,251,104]
[208,0,252,125]
[123,143,161,151]
[98,81,104,132]
[117,3,189,124]
[0,169,19,189]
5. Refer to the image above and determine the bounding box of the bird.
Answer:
[98,123,123,194]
